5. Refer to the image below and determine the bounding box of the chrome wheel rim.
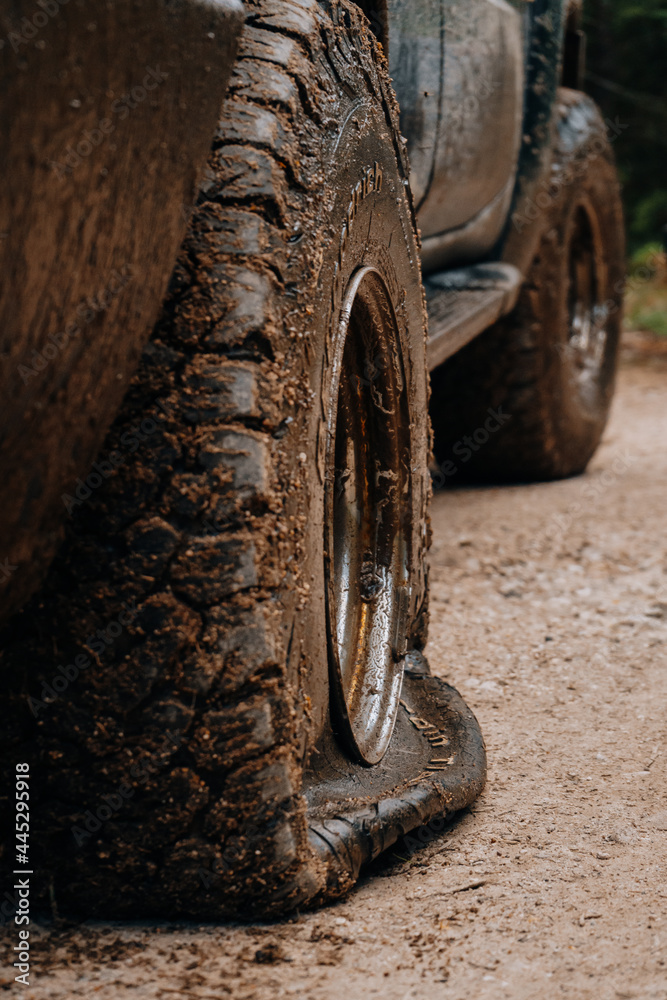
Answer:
[566,202,609,405]
[324,267,412,765]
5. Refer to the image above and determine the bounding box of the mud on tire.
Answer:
[0,0,432,919]
[430,88,625,483]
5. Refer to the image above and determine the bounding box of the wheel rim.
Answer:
[566,202,609,407]
[324,267,412,765]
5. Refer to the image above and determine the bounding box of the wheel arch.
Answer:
[496,0,586,277]
[561,0,586,90]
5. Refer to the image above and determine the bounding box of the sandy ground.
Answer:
[6,342,667,999]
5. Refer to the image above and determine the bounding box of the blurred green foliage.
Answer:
[624,243,667,336]
[584,0,667,252]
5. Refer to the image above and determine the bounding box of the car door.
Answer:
[386,0,443,210]
[389,0,526,267]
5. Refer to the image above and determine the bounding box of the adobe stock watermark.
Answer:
[197,818,267,888]
[408,76,502,153]
[555,247,666,368]
[396,813,453,861]
[17,264,135,384]
[444,77,501,129]
[512,116,629,233]
[431,405,512,488]
[532,447,634,553]
[27,600,139,717]
[4,0,68,53]
[61,397,169,513]
[50,66,168,180]
[71,730,185,847]
[0,558,17,583]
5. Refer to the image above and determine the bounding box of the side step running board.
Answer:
[425,262,523,371]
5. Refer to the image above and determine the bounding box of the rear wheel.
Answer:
[430,89,625,482]
[1,0,474,920]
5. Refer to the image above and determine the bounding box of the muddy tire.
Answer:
[0,0,433,919]
[429,89,625,483]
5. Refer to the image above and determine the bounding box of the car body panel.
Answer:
[388,0,568,272]
[0,0,574,621]
[0,0,244,623]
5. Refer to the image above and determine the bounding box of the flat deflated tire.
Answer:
[0,0,449,919]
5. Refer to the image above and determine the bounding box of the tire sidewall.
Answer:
[530,103,625,475]
[278,79,429,757]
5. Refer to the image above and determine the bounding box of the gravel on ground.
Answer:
[6,341,667,1000]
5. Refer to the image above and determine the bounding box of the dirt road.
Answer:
[10,345,667,999]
